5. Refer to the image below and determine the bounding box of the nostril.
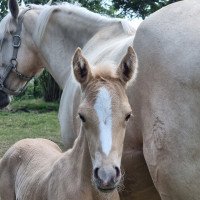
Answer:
[114,166,120,178]
[94,167,99,179]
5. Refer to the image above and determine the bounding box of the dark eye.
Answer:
[125,113,132,122]
[78,113,86,122]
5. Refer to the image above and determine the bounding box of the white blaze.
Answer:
[94,87,112,156]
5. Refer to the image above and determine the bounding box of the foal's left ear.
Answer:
[117,46,137,85]
[8,0,19,19]
[72,48,92,87]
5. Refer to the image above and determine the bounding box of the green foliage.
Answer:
[112,0,181,19]
[0,0,9,20]
[76,0,121,17]
[14,79,43,100]
[0,0,121,20]
[38,70,62,102]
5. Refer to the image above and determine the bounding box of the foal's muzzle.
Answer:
[0,90,10,109]
[93,166,121,192]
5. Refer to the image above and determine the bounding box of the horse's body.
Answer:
[133,0,200,199]
[0,47,138,200]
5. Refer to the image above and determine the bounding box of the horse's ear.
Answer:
[117,46,137,85]
[72,48,92,87]
[8,0,19,19]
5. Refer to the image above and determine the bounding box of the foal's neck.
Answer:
[70,129,92,182]
[61,129,119,200]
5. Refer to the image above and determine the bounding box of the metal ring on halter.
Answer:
[10,58,18,67]
[12,35,21,48]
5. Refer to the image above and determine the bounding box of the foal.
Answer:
[0,47,137,200]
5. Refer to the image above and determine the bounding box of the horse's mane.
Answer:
[33,2,135,45]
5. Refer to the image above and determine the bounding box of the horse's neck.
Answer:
[70,129,92,178]
[59,129,93,189]
[33,7,124,89]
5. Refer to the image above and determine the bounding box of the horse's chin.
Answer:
[0,91,10,109]
[97,187,116,193]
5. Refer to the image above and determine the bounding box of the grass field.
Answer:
[0,99,61,157]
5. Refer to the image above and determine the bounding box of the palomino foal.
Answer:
[0,47,137,200]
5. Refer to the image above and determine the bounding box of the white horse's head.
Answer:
[72,46,137,192]
[0,0,43,108]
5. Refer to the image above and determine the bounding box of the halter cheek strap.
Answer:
[0,7,34,96]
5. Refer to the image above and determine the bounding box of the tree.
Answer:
[0,0,8,20]
[112,0,181,19]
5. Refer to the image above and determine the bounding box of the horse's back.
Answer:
[133,0,200,199]
[0,138,62,200]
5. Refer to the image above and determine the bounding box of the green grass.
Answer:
[11,98,59,112]
[0,99,61,157]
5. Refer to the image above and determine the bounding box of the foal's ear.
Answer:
[117,46,137,85]
[72,48,92,87]
[8,0,19,19]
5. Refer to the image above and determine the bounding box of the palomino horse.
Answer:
[0,0,160,199]
[133,0,200,199]
[0,47,137,200]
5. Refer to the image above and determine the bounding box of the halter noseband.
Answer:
[0,7,34,96]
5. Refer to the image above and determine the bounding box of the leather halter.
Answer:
[0,7,34,96]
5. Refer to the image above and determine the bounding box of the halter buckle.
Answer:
[12,35,21,48]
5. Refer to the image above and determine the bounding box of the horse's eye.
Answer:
[125,113,132,122]
[78,113,86,123]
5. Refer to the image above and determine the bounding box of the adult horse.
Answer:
[0,0,160,199]
[133,0,200,199]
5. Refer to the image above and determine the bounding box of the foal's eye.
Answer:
[125,113,132,122]
[78,113,86,123]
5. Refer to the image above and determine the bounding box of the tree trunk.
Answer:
[39,70,62,102]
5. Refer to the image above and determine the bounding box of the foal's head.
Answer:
[72,46,137,192]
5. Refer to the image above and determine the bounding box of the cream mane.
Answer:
[33,2,135,45]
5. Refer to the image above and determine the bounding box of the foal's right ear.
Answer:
[72,48,92,87]
[117,46,137,86]
[8,0,19,19]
